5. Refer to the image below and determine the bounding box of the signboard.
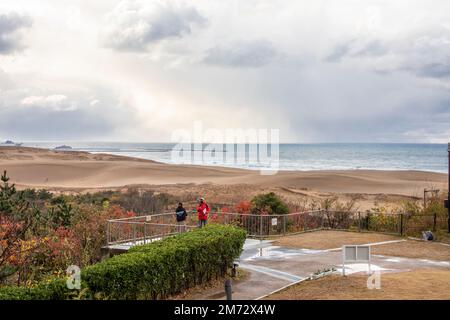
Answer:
[271,218,278,226]
[342,245,371,276]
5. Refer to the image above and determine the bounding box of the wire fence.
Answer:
[106,210,449,245]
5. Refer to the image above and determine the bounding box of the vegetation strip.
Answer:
[0,224,246,300]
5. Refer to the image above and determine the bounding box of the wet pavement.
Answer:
[210,239,450,300]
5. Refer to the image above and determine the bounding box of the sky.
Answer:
[0,0,450,143]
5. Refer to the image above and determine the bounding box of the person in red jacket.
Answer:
[197,197,210,228]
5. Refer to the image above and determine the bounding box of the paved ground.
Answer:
[108,235,450,300]
[216,239,450,300]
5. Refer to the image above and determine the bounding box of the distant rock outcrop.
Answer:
[54,145,73,150]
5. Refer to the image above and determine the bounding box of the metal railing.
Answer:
[106,210,449,246]
[107,212,198,245]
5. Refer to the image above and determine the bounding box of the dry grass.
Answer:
[372,240,450,261]
[266,269,450,300]
[273,230,450,261]
[273,230,401,250]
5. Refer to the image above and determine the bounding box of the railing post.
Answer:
[400,214,404,236]
[283,215,286,235]
[358,212,361,232]
[260,215,263,239]
[144,223,147,244]
[106,220,110,245]
[133,223,136,245]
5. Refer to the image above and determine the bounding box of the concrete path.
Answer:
[217,239,450,300]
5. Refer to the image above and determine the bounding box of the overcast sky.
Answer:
[1,0,450,143]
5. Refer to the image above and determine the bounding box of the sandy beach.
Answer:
[0,146,447,210]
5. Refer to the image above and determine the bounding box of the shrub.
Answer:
[82,224,246,299]
[0,277,76,300]
[251,192,289,215]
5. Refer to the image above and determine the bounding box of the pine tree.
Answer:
[0,171,29,219]
[0,170,17,214]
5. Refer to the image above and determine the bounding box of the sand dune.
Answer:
[0,147,447,196]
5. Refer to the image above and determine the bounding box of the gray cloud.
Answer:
[326,39,387,62]
[0,80,141,140]
[416,63,450,79]
[101,1,206,52]
[202,40,278,68]
[0,12,32,54]
[325,41,354,63]
[325,28,450,82]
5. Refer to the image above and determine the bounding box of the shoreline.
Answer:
[2,145,447,174]
[0,146,446,192]
[1,146,447,211]
[13,143,449,174]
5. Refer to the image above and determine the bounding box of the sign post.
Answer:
[342,245,371,276]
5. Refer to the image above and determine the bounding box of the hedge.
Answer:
[0,224,246,300]
[0,277,75,300]
[82,224,246,299]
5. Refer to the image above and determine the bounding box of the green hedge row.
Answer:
[0,277,74,300]
[82,224,246,299]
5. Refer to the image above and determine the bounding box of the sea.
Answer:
[19,142,449,173]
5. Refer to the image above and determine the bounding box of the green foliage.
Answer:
[366,213,400,233]
[401,199,422,216]
[423,198,447,217]
[0,277,76,300]
[21,189,53,202]
[251,192,289,215]
[49,201,74,227]
[0,170,27,217]
[82,224,246,300]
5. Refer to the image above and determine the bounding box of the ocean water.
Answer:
[20,142,449,173]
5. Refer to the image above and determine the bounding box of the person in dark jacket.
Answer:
[175,202,187,232]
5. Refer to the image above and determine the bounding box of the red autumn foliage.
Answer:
[236,201,252,214]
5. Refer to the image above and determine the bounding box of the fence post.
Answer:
[133,223,137,245]
[358,212,361,232]
[400,214,404,236]
[283,215,286,235]
[225,279,232,300]
[433,213,437,232]
[106,220,110,245]
[143,223,147,244]
[260,215,263,239]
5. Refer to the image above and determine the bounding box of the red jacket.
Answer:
[197,202,210,221]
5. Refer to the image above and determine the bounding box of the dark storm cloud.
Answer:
[101,1,207,52]
[0,12,32,54]
[202,40,278,68]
